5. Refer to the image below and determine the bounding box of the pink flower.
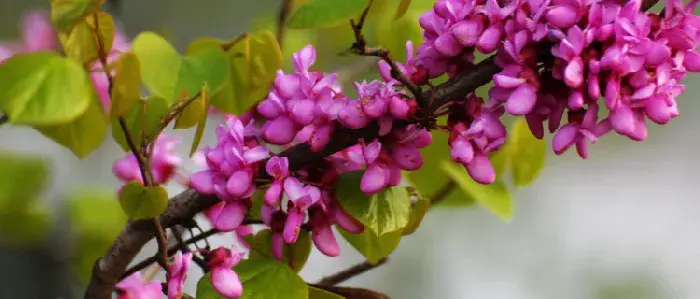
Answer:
[116,272,162,299]
[207,247,244,299]
[113,133,182,185]
[167,251,193,299]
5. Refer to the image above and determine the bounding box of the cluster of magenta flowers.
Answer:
[417,0,700,163]
[107,0,700,298]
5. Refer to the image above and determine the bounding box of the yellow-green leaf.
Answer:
[190,85,210,157]
[50,0,104,31]
[0,52,91,125]
[287,0,369,29]
[441,162,514,221]
[509,119,546,186]
[131,32,229,105]
[402,188,430,236]
[118,181,169,219]
[335,171,411,236]
[58,12,114,65]
[111,96,169,151]
[394,0,413,20]
[309,286,345,299]
[35,91,108,158]
[174,90,206,129]
[247,31,282,104]
[407,128,474,207]
[248,229,312,273]
[110,52,141,117]
[197,255,309,299]
[339,228,401,264]
[377,9,422,62]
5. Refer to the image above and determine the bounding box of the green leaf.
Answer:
[309,286,345,299]
[118,181,169,219]
[394,0,413,20]
[65,188,127,284]
[110,52,142,118]
[0,152,52,247]
[58,12,114,64]
[0,200,52,247]
[189,84,210,157]
[174,87,206,129]
[246,31,283,106]
[441,162,514,221]
[0,52,91,125]
[401,185,429,236]
[35,91,108,158]
[335,171,411,236]
[196,256,308,299]
[489,143,510,179]
[0,152,49,210]
[248,229,312,273]
[407,128,475,207]
[376,9,422,62]
[110,96,169,151]
[50,0,103,31]
[131,32,229,105]
[509,119,546,186]
[339,228,401,264]
[287,0,369,29]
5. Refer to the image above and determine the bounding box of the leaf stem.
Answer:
[430,179,456,205]
[316,258,388,286]
[277,0,294,47]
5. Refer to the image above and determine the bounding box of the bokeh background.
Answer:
[1,0,699,298]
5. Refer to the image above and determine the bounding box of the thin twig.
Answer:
[430,180,457,205]
[221,33,249,52]
[316,258,388,286]
[121,219,263,280]
[142,90,203,146]
[277,0,294,46]
[348,0,426,112]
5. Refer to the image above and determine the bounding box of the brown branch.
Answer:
[277,0,294,47]
[316,258,388,286]
[84,1,664,298]
[120,227,221,280]
[430,180,457,205]
[84,51,502,299]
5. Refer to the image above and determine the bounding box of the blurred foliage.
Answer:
[65,188,127,284]
[0,152,52,247]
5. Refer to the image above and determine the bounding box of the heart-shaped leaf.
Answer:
[58,11,114,64]
[50,0,103,31]
[110,52,141,118]
[0,52,91,125]
[339,227,401,264]
[118,181,169,219]
[196,255,308,299]
[335,171,411,236]
[131,32,229,105]
[394,0,413,20]
[441,162,513,221]
[248,229,312,273]
[509,119,546,186]
[35,91,107,158]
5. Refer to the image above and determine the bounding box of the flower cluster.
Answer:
[416,0,700,164]
[0,9,131,113]
[107,0,700,297]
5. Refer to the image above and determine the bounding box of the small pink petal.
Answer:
[360,164,389,194]
[465,154,496,184]
[212,267,243,299]
[506,84,537,115]
[226,170,252,198]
